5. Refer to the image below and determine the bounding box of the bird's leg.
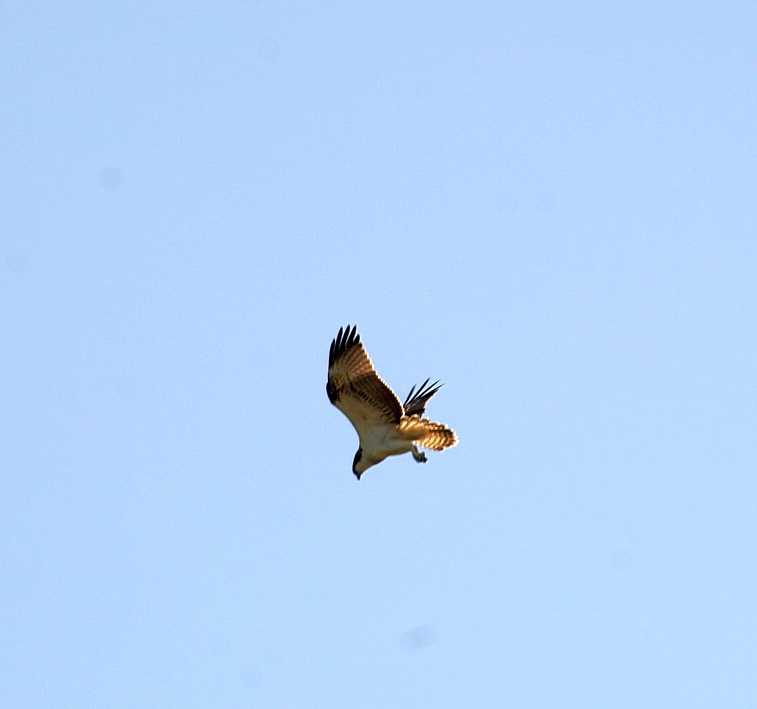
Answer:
[411,445,427,464]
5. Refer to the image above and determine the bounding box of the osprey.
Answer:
[327,325,458,479]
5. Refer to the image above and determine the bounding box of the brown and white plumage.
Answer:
[326,325,457,479]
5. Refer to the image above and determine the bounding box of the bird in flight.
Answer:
[326,325,457,479]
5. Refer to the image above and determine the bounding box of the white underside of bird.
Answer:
[352,421,428,474]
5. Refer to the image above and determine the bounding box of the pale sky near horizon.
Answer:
[3,3,757,707]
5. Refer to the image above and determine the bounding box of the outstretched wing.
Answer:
[327,325,403,437]
[403,378,443,417]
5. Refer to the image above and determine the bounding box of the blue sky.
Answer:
[2,3,756,707]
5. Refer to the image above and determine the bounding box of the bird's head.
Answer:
[352,448,364,480]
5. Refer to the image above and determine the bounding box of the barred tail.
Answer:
[398,415,458,451]
[417,425,458,451]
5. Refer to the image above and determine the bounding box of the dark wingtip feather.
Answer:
[329,324,360,368]
[404,378,431,407]
[403,378,444,415]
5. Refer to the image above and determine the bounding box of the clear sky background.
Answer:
[2,3,756,707]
